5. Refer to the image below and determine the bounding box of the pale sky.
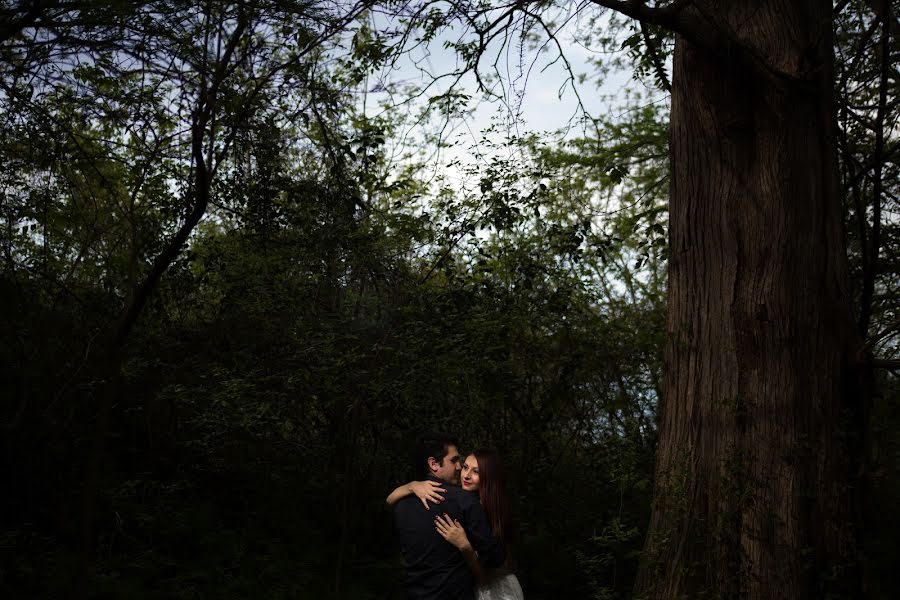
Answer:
[360,7,652,179]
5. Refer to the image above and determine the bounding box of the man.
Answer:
[393,433,505,600]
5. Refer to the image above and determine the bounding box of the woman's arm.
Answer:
[435,514,489,585]
[386,480,446,509]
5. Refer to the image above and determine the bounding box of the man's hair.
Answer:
[412,432,459,477]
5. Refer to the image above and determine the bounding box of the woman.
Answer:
[387,448,524,600]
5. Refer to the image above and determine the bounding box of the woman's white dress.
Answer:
[476,572,524,600]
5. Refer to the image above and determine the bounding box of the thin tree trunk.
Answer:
[634,2,862,598]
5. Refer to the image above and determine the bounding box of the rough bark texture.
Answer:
[634,2,861,598]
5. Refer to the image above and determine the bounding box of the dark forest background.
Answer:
[1,1,898,599]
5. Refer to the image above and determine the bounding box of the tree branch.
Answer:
[871,359,900,371]
[862,317,900,354]
[589,0,695,28]
[110,10,250,349]
[858,0,891,338]
[640,20,671,93]
[588,0,711,49]
[864,0,900,35]
[590,0,819,91]
[0,0,58,45]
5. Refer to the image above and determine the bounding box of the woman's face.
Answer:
[460,454,480,492]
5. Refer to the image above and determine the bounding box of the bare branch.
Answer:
[588,0,696,37]
[863,317,900,353]
[589,0,820,91]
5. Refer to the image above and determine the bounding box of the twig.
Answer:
[862,316,900,353]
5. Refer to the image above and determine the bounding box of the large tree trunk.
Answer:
[634,2,862,598]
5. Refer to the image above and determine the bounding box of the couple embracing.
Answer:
[388,433,524,600]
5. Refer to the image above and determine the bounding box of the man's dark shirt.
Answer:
[394,476,505,600]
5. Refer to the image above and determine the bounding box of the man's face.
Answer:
[430,444,462,485]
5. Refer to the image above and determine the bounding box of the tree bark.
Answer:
[634,2,862,598]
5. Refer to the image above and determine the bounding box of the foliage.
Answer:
[1,1,898,599]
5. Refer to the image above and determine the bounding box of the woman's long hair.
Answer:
[472,447,513,554]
